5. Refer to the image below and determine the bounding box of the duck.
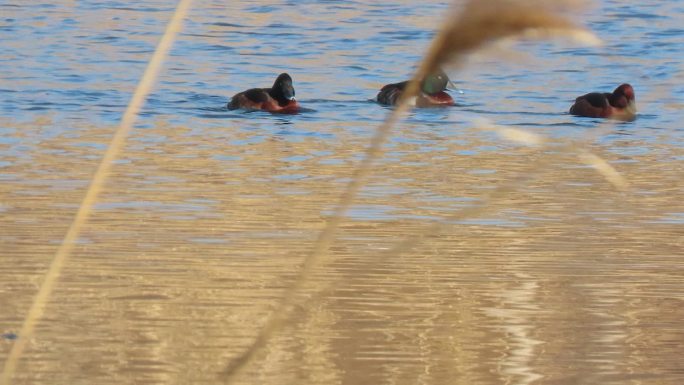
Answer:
[569,83,636,120]
[228,73,299,113]
[377,69,455,107]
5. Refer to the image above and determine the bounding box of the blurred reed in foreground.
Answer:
[222,0,609,382]
[0,0,194,384]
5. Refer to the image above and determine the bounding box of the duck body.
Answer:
[376,70,455,107]
[569,83,636,120]
[377,81,454,107]
[228,73,299,113]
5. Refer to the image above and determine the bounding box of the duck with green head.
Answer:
[376,69,455,107]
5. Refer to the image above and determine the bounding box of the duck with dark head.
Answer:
[569,83,636,121]
[377,69,455,107]
[228,73,299,113]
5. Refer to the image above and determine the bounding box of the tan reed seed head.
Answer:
[399,0,600,106]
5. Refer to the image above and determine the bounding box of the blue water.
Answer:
[2,2,684,384]
[1,0,683,147]
[1,0,683,230]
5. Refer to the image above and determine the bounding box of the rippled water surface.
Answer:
[1,1,683,384]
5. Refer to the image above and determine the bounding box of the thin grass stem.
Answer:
[0,1,192,383]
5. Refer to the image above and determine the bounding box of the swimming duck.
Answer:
[228,73,299,113]
[377,69,455,107]
[569,83,636,120]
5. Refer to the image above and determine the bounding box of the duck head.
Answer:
[420,69,450,95]
[271,73,296,102]
[611,83,636,112]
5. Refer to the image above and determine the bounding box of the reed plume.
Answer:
[403,0,600,107]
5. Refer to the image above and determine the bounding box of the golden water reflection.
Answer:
[1,117,682,384]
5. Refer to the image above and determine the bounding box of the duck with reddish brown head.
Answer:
[377,69,455,107]
[228,73,299,113]
[569,83,636,121]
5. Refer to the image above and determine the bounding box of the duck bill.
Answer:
[446,79,464,94]
[626,101,637,114]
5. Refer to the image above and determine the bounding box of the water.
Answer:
[1,0,683,384]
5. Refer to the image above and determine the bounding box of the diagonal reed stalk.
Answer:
[385,123,631,258]
[0,1,193,383]
[480,121,628,191]
[222,0,604,382]
[221,68,415,383]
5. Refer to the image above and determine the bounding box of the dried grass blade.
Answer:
[0,1,192,383]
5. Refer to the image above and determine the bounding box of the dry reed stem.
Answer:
[478,120,629,191]
[0,1,193,383]
[222,91,414,382]
[222,0,600,381]
[577,151,629,190]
